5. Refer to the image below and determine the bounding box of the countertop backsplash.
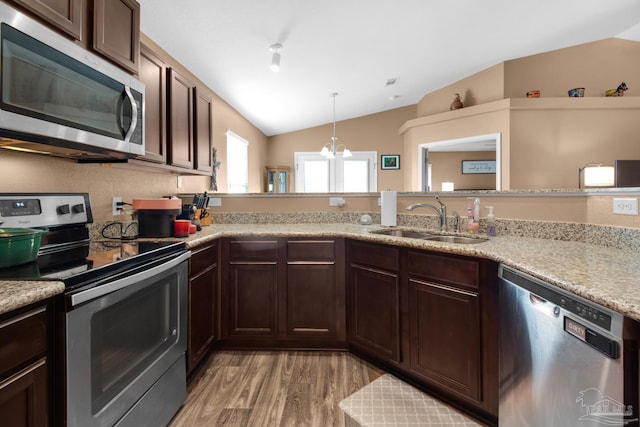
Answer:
[89,212,640,252]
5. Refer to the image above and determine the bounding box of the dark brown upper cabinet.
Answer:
[93,0,140,74]
[139,43,167,163]
[193,88,213,174]
[8,0,83,40]
[167,68,195,169]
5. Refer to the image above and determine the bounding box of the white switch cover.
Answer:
[207,197,222,207]
[613,198,639,215]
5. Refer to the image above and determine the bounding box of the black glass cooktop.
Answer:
[0,240,186,289]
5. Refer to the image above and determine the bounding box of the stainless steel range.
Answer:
[0,193,190,427]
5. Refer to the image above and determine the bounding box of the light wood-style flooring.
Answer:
[168,350,383,427]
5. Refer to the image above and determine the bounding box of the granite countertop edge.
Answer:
[2,223,639,322]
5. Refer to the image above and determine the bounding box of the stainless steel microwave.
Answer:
[0,2,144,161]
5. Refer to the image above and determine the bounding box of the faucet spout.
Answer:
[405,196,448,232]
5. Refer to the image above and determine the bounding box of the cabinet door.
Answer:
[0,359,49,427]
[193,88,213,173]
[138,44,167,163]
[93,0,140,73]
[349,265,401,363]
[187,242,218,374]
[409,279,481,402]
[9,0,83,40]
[228,264,278,338]
[287,263,336,338]
[167,68,194,169]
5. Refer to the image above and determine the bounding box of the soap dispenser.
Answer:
[486,206,496,237]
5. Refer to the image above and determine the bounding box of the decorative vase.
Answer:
[450,93,463,110]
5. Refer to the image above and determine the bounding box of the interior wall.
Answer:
[401,105,510,191]
[503,38,640,98]
[429,151,496,191]
[416,63,505,117]
[205,193,640,230]
[509,101,640,189]
[267,106,416,192]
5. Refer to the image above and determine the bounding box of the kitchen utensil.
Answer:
[0,227,47,268]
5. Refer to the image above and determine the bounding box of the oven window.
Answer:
[90,277,177,413]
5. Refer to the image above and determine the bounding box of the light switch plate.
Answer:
[207,197,222,207]
[613,198,639,215]
[329,197,345,207]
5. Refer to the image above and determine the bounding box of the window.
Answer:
[294,151,377,192]
[226,130,248,193]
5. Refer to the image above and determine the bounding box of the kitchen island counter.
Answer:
[1,223,639,320]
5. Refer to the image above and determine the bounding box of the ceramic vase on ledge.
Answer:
[450,93,463,110]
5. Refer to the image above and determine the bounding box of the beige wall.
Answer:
[429,151,496,191]
[267,106,416,192]
[401,103,511,191]
[503,38,640,99]
[405,38,640,191]
[417,63,505,117]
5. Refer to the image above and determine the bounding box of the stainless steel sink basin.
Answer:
[423,235,488,244]
[370,229,488,244]
[370,229,434,239]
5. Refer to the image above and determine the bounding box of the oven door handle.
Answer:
[69,251,191,307]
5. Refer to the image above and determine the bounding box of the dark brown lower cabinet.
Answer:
[187,241,218,374]
[221,238,345,348]
[409,279,481,400]
[0,302,51,427]
[346,240,498,425]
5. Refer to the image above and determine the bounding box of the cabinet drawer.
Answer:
[0,306,48,379]
[350,241,400,271]
[228,240,279,262]
[408,251,480,290]
[287,240,335,262]
[190,241,218,274]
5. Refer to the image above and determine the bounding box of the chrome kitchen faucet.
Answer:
[406,196,448,232]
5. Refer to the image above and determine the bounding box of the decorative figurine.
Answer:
[450,93,463,110]
[605,82,628,97]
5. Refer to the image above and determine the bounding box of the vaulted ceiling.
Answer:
[139,0,640,136]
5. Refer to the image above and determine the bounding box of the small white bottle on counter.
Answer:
[486,206,496,237]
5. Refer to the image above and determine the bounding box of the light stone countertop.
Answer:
[1,223,639,321]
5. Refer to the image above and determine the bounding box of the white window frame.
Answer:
[294,151,377,193]
[226,130,249,193]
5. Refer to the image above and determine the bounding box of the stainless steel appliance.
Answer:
[0,2,144,161]
[0,193,189,427]
[499,265,638,426]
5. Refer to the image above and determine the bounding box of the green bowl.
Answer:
[0,228,47,269]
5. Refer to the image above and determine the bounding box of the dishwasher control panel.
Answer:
[564,317,620,359]
[558,295,612,331]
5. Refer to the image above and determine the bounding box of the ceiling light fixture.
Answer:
[269,43,282,72]
[320,93,352,159]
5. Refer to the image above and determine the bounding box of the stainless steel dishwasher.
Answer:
[498,265,637,426]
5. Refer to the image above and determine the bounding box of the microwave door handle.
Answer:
[122,86,138,142]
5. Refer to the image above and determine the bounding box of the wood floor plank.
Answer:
[169,350,383,427]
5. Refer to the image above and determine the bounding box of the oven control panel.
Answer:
[0,193,92,228]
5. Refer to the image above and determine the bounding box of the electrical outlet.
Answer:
[329,197,345,207]
[112,197,122,216]
[613,198,639,215]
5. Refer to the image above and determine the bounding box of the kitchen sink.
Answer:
[370,229,488,244]
[369,229,434,239]
[423,235,488,244]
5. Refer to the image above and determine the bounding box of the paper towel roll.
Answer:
[380,191,397,226]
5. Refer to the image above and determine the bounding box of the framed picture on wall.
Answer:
[381,154,400,170]
[461,160,496,174]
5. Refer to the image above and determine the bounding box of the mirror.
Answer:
[418,133,500,192]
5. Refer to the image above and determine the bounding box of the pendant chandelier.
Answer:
[320,93,352,159]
